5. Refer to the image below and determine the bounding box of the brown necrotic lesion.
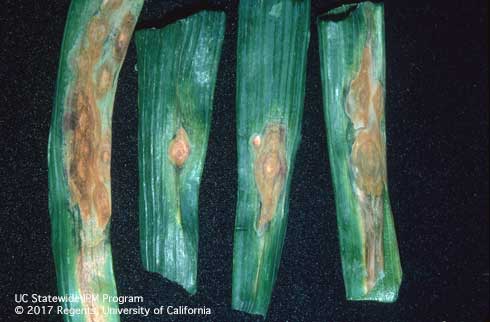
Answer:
[252,123,287,233]
[113,13,135,61]
[66,11,109,229]
[62,2,138,310]
[65,2,137,230]
[168,127,191,168]
[345,42,386,293]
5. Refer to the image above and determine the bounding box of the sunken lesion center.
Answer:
[345,42,386,293]
[252,123,287,233]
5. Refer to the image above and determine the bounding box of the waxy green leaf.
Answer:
[232,0,310,316]
[48,1,144,321]
[136,11,225,295]
[318,2,402,302]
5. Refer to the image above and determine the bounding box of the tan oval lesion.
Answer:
[253,123,287,232]
[102,0,123,10]
[88,16,109,46]
[113,13,136,61]
[93,182,111,228]
[96,64,113,97]
[168,127,191,168]
[345,42,387,293]
[351,131,385,196]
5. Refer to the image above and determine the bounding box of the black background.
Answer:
[1,0,488,321]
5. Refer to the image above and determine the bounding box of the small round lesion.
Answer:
[101,150,110,163]
[252,134,261,147]
[116,31,129,51]
[168,127,191,168]
[96,64,113,97]
[113,14,135,60]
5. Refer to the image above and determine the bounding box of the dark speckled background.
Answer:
[1,0,488,321]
